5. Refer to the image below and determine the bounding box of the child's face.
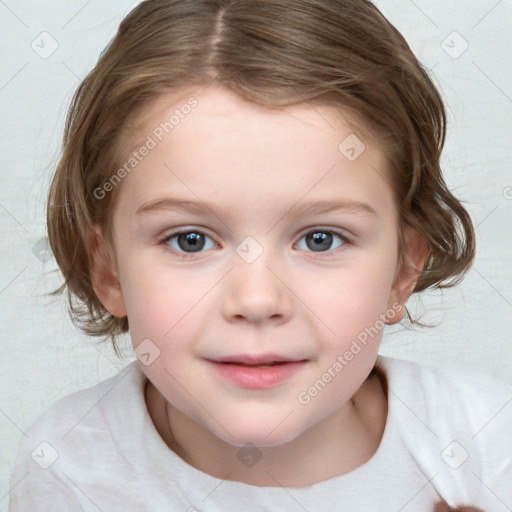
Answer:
[99,84,419,447]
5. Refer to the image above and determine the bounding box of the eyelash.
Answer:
[159,227,352,260]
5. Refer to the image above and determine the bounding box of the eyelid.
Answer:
[160,225,351,243]
[294,225,351,242]
[160,226,219,247]
[159,227,219,259]
[293,227,352,257]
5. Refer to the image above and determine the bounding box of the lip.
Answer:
[211,353,303,365]
[205,355,308,389]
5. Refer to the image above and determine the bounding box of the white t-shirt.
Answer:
[8,356,512,511]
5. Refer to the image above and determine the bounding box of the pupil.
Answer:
[179,232,204,252]
[308,232,332,252]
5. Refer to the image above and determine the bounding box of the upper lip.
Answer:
[208,354,306,365]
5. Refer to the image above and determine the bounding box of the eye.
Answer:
[161,229,217,256]
[160,227,350,259]
[295,229,349,254]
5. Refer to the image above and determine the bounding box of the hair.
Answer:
[47,0,475,354]
[434,502,484,512]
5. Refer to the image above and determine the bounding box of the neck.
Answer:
[145,370,388,487]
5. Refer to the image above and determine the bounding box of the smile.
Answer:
[205,356,308,389]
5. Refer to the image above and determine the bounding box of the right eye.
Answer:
[160,229,218,258]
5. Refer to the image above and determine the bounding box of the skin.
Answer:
[90,83,428,487]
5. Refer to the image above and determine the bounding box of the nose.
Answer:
[221,252,293,325]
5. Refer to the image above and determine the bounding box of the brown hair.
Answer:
[434,501,484,512]
[47,0,475,353]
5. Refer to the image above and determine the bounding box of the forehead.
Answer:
[112,84,394,224]
[121,83,375,152]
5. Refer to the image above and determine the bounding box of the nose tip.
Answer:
[221,252,292,324]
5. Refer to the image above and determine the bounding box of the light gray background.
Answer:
[1,0,511,508]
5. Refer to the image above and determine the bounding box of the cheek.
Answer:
[297,253,397,341]
[119,253,210,344]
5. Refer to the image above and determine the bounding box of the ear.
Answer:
[88,225,127,318]
[386,227,429,324]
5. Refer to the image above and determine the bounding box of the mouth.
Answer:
[205,354,308,389]
[210,354,306,366]
[221,362,287,368]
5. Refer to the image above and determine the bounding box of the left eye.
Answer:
[296,230,347,253]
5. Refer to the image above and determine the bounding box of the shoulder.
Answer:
[376,355,512,509]
[377,355,512,428]
[377,354,512,405]
[377,355,512,446]
[10,361,145,479]
[25,360,143,440]
[9,361,190,510]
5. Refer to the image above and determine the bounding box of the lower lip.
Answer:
[206,360,306,389]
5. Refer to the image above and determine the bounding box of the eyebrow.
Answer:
[136,197,378,220]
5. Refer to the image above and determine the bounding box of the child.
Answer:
[9,0,511,510]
